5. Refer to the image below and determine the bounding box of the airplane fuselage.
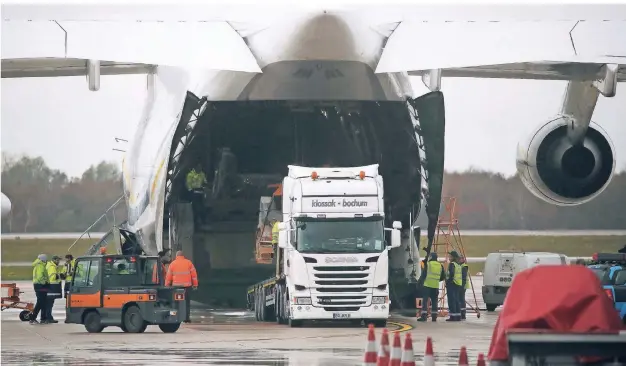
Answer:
[122,13,419,255]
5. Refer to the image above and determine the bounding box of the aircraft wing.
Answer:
[1,19,262,79]
[376,20,626,87]
[438,257,591,264]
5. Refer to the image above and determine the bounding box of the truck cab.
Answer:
[587,252,626,323]
[277,165,401,326]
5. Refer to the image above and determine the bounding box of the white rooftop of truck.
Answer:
[287,164,379,179]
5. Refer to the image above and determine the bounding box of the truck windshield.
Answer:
[295,217,384,254]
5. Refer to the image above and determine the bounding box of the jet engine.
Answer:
[516,117,615,206]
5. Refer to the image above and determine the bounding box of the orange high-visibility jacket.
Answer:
[165,256,198,287]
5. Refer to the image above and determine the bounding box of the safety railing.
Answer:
[66,195,125,253]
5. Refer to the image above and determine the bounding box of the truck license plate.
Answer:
[333,313,351,319]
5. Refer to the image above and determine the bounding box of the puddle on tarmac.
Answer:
[1,347,487,365]
[1,348,363,365]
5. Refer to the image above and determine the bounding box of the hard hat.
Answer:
[99,247,107,254]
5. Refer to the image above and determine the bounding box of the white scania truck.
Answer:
[246,164,402,327]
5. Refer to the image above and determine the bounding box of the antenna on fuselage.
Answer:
[113,137,128,152]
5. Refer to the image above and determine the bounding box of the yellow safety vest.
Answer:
[186,169,206,191]
[46,262,61,284]
[32,259,49,285]
[65,259,76,281]
[272,222,279,245]
[461,263,470,289]
[424,261,443,289]
[452,262,462,286]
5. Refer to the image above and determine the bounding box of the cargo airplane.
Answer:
[2,4,625,307]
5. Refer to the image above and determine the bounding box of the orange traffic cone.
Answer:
[424,337,435,366]
[389,332,402,366]
[376,328,390,366]
[364,324,378,366]
[476,353,485,366]
[458,346,468,366]
[400,333,415,366]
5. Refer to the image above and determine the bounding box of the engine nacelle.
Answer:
[516,117,615,206]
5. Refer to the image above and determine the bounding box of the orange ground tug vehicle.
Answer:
[1,283,34,321]
[65,254,187,333]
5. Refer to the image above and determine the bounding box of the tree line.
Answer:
[2,154,625,232]
[415,168,626,230]
[2,154,126,233]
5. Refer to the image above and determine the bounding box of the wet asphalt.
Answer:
[1,279,498,365]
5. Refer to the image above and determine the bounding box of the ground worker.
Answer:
[116,262,130,274]
[31,254,50,324]
[100,247,107,255]
[271,218,279,258]
[165,250,199,323]
[63,254,76,297]
[186,165,207,192]
[153,250,170,284]
[418,252,445,322]
[445,250,463,322]
[45,256,63,323]
[459,257,470,320]
[186,165,207,226]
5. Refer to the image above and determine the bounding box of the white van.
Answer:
[482,251,568,311]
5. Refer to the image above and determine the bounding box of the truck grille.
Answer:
[314,266,369,271]
[323,306,360,312]
[311,265,372,308]
[317,287,367,292]
[317,295,367,307]
[315,280,368,286]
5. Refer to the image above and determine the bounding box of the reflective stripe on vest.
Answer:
[424,261,443,289]
[452,262,462,286]
[65,259,76,280]
[171,270,192,286]
[46,262,61,284]
[462,263,470,289]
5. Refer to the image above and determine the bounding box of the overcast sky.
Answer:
[2,4,626,178]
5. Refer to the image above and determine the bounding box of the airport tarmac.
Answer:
[1,279,497,365]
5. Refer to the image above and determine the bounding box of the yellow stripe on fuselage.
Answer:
[150,158,166,201]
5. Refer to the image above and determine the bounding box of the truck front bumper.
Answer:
[290,304,389,321]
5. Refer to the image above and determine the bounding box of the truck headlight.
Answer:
[372,296,387,304]
[295,297,312,305]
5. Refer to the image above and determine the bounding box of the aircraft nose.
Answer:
[284,13,357,61]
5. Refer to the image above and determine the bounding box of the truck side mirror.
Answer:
[390,221,402,248]
[278,222,288,249]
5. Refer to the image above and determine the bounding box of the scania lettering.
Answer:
[246,165,403,327]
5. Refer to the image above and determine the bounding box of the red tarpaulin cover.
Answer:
[488,265,623,361]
